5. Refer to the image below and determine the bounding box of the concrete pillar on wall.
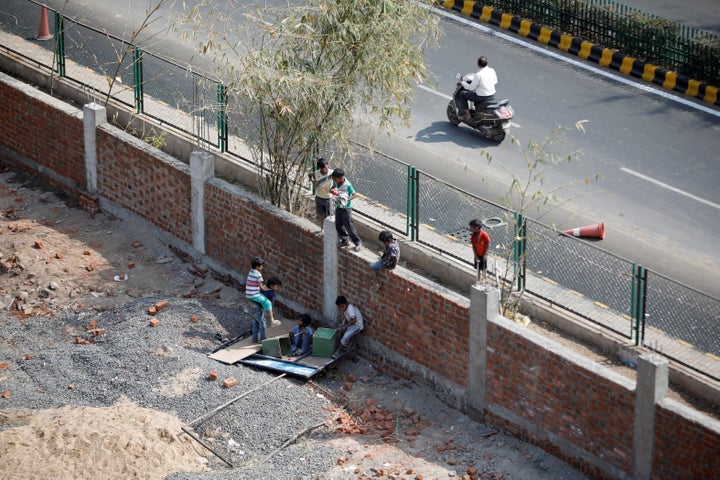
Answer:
[466,287,499,421]
[190,151,214,255]
[83,102,106,194]
[323,216,339,324]
[632,353,668,480]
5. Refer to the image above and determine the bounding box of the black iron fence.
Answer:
[481,0,720,86]
[0,2,718,382]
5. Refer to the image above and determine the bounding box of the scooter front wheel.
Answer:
[446,101,461,125]
[487,130,506,143]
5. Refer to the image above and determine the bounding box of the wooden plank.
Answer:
[208,318,295,365]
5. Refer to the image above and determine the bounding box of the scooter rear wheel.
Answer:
[446,101,461,125]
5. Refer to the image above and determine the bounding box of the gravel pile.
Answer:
[0,298,343,479]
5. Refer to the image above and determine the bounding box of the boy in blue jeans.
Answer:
[290,314,314,356]
[245,257,279,343]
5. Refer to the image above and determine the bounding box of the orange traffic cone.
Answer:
[563,222,605,239]
[36,5,53,41]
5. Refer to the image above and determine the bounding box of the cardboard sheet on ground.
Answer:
[208,318,294,364]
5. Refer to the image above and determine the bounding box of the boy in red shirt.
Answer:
[469,219,491,286]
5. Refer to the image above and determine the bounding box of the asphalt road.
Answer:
[4,0,720,298]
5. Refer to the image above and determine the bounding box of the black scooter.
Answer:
[446,74,514,144]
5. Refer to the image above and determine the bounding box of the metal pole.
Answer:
[217,83,228,152]
[133,47,143,114]
[54,13,65,77]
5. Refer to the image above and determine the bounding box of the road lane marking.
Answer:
[418,84,522,128]
[620,167,720,210]
[425,4,720,119]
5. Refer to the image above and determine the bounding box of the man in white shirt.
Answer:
[457,56,497,120]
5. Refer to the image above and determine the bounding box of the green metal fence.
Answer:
[482,0,720,86]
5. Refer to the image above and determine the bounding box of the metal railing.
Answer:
[481,0,720,86]
[0,2,718,382]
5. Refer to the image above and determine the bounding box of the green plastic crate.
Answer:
[312,328,337,357]
[262,336,291,358]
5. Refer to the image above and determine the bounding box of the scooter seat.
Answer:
[481,99,509,110]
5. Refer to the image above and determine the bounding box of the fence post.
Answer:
[54,12,65,77]
[83,102,106,196]
[513,212,525,291]
[132,47,144,114]
[217,83,227,152]
[190,151,214,254]
[467,286,500,421]
[633,353,668,480]
[406,166,418,241]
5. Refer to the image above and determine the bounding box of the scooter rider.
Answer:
[457,56,497,121]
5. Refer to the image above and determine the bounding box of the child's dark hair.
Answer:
[469,219,483,229]
[331,168,345,179]
[378,230,393,242]
[251,256,265,268]
[316,157,327,169]
[299,314,312,327]
[267,276,282,288]
[335,295,348,306]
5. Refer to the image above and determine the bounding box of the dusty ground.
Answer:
[0,164,594,479]
[3,158,715,478]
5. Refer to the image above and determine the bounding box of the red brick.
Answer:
[190,315,199,323]
[55,252,63,259]
[33,240,44,249]
[149,318,160,327]
[208,371,218,381]
[155,300,169,312]
[148,306,157,315]
[1,390,10,398]
[223,377,238,388]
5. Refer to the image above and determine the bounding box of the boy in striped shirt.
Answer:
[245,257,279,342]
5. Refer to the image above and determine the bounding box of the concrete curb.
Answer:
[439,0,720,107]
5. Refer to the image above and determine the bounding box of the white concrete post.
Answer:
[190,151,214,254]
[467,287,499,421]
[323,216,339,324]
[83,102,106,194]
[633,353,668,480]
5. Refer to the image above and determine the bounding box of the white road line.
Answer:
[423,4,720,119]
[620,167,720,210]
[418,83,450,100]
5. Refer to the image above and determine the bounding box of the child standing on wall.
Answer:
[245,257,280,343]
[469,219,491,286]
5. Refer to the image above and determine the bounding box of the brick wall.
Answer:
[337,254,471,388]
[485,322,635,479]
[1,72,718,480]
[0,78,85,189]
[96,128,193,245]
[653,401,720,479]
[204,180,325,309]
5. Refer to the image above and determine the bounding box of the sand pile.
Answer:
[0,397,205,479]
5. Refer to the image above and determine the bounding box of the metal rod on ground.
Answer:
[186,373,288,427]
[181,425,234,468]
[262,421,326,463]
